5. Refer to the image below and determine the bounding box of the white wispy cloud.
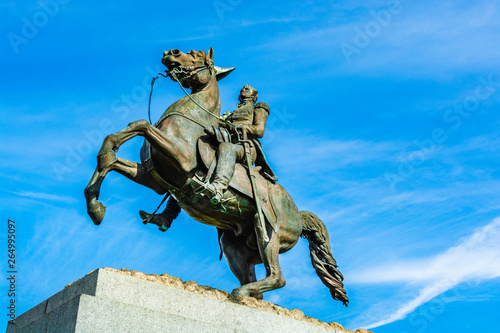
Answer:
[352,217,500,329]
[265,131,399,173]
[250,1,500,78]
[10,190,78,203]
[263,130,500,235]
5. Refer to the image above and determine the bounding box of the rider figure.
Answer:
[140,84,275,229]
[206,84,271,203]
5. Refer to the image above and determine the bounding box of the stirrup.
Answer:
[210,190,223,205]
[188,178,224,206]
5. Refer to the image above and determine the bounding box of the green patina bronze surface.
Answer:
[84,48,348,306]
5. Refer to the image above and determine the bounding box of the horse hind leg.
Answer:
[231,217,285,298]
[221,231,263,300]
[84,157,166,225]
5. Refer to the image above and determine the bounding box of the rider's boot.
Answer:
[205,152,237,205]
[207,143,237,204]
[139,197,181,232]
[190,142,236,206]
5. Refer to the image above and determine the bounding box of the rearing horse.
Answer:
[84,47,348,305]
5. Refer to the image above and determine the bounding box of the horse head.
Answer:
[162,47,215,90]
[162,47,234,91]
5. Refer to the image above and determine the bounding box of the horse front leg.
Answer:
[84,166,109,225]
[95,120,147,171]
[85,119,177,225]
[84,121,143,225]
[85,157,167,225]
[97,120,175,162]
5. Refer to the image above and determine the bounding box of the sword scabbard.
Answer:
[239,127,269,243]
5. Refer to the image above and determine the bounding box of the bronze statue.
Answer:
[84,48,348,305]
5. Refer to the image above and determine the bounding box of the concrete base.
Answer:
[7,268,369,333]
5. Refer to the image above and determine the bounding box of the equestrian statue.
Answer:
[84,47,348,305]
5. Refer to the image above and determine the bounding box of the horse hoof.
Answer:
[88,200,106,225]
[231,288,250,297]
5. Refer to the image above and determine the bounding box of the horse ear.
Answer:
[207,47,214,62]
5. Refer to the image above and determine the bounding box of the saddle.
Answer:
[141,137,279,232]
[196,136,279,232]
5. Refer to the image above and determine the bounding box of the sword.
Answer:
[237,127,269,243]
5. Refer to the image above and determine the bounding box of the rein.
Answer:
[148,72,169,124]
[169,70,224,123]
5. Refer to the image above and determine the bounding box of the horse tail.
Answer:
[300,211,348,306]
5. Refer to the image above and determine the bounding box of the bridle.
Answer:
[148,60,229,129]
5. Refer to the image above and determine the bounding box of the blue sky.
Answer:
[1,0,500,332]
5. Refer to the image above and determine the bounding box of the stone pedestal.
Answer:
[7,268,369,333]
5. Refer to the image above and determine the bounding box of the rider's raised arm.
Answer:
[246,102,270,139]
